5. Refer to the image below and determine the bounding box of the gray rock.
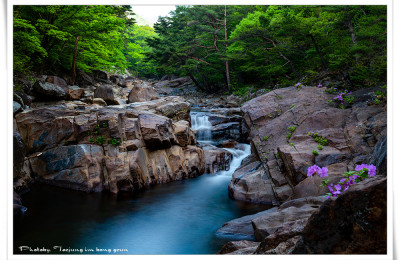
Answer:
[33,81,67,100]
[13,101,22,114]
[94,84,119,105]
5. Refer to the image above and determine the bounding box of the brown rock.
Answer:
[29,144,104,192]
[92,98,107,106]
[203,147,233,173]
[138,113,177,150]
[94,84,119,105]
[45,76,69,94]
[69,87,84,100]
[216,208,278,241]
[251,196,326,241]
[218,240,260,254]
[155,101,190,121]
[228,160,276,204]
[300,176,387,254]
[128,84,158,103]
[173,120,195,147]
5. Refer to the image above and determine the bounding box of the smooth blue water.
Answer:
[14,113,270,254]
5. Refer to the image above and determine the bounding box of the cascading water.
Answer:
[191,112,213,144]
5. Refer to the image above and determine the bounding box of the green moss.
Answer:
[312,150,319,156]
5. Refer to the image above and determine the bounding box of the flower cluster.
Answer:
[328,183,342,197]
[333,90,352,105]
[307,163,377,199]
[307,165,328,178]
[295,83,303,91]
[317,84,323,88]
[355,164,377,177]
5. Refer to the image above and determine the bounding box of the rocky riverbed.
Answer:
[13,71,387,254]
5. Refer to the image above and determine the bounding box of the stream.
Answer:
[14,110,270,254]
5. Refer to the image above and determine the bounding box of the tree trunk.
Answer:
[71,35,80,85]
[309,34,328,70]
[347,18,357,45]
[224,5,231,92]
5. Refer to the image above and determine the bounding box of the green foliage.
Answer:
[289,104,295,109]
[95,136,106,145]
[13,5,134,74]
[344,95,354,104]
[264,136,269,141]
[318,144,323,150]
[124,24,158,77]
[290,142,294,146]
[108,138,122,146]
[311,133,328,146]
[288,126,296,133]
[312,149,319,156]
[320,178,330,187]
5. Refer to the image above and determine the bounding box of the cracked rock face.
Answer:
[230,86,386,204]
[14,97,203,194]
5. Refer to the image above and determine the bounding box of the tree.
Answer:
[13,5,134,79]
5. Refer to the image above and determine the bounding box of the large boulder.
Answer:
[299,176,387,254]
[32,81,67,100]
[29,144,105,192]
[45,76,69,94]
[76,70,95,87]
[251,196,326,242]
[212,122,243,142]
[228,160,276,204]
[203,147,233,173]
[138,113,177,150]
[68,86,85,100]
[94,84,119,105]
[110,74,123,85]
[155,101,190,121]
[216,208,278,241]
[128,84,158,103]
[92,70,109,82]
[173,120,196,147]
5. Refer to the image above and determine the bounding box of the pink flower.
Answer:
[319,167,329,178]
[307,165,321,178]
[355,164,377,176]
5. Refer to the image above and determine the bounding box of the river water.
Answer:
[14,111,270,254]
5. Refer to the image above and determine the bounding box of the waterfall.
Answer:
[191,111,251,177]
[191,112,213,144]
[221,144,251,176]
